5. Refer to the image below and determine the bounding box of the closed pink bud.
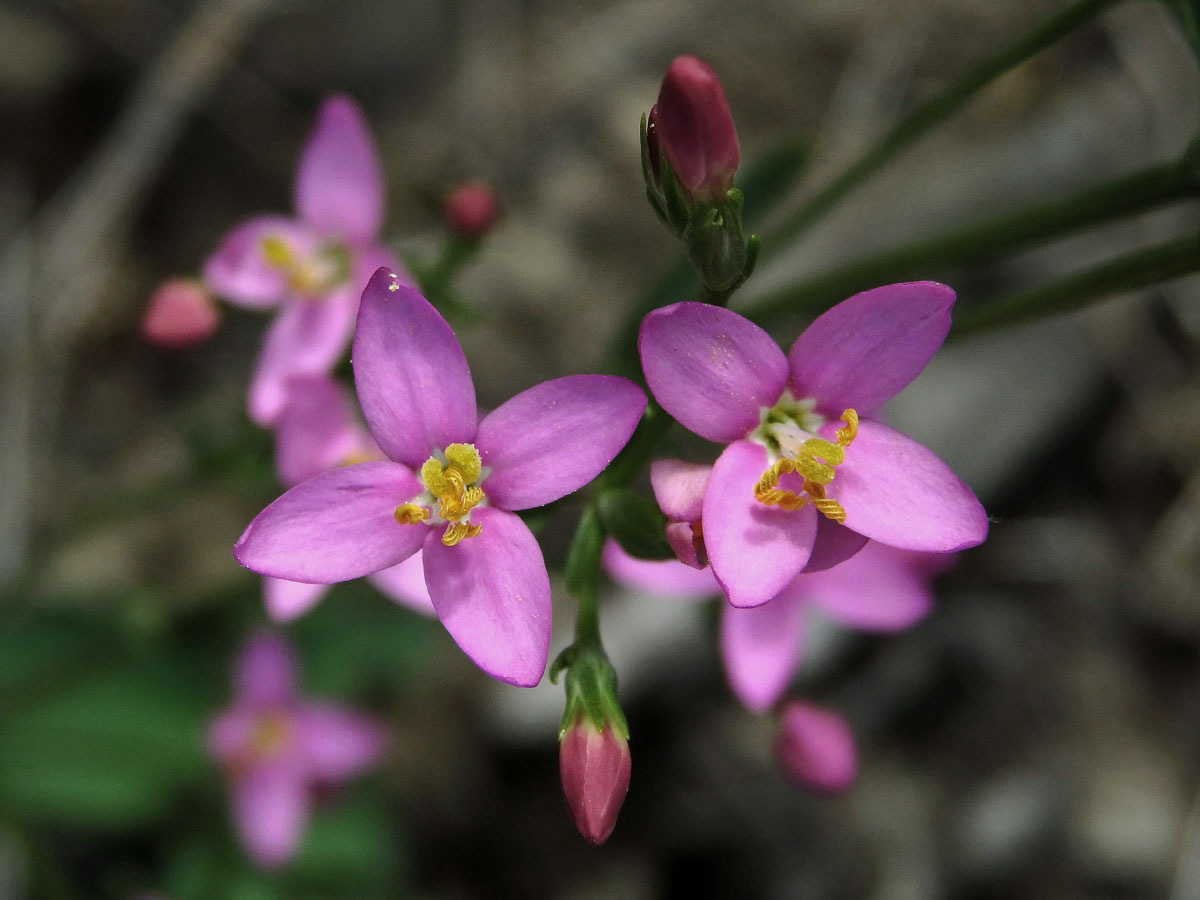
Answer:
[141,278,220,348]
[775,700,858,794]
[559,719,631,845]
[655,56,740,200]
[444,181,501,239]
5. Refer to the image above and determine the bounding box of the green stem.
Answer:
[564,505,605,648]
[950,235,1200,335]
[747,156,1200,324]
[765,0,1123,248]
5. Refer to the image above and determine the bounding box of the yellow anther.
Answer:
[420,458,447,495]
[835,409,858,446]
[441,520,483,546]
[753,407,859,522]
[444,443,482,483]
[395,503,430,525]
[260,235,294,268]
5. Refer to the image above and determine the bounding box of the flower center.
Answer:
[749,392,859,523]
[250,711,292,759]
[394,443,487,546]
[260,235,351,297]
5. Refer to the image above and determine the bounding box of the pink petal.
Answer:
[273,375,366,488]
[202,216,313,308]
[263,577,330,623]
[665,520,706,569]
[720,590,805,712]
[353,272,476,468]
[807,542,950,631]
[293,704,385,782]
[788,282,954,416]
[649,459,711,522]
[802,516,869,573]
[827,420,989,552]
[476,376,646,510]
[640,302,787,443]
[422,507,551,687]
[367,552,435,616]
[235,632,296,707]
[234,461,427,583]
[703,441,817,608]
[232,762,310,869]
[294,96,384,243]
[775,701,858,794]
[248,291,359,426]
[601,540,717,600]
[208,706,257,762]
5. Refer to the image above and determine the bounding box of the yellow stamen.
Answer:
[441,521,483,546]
[260,235,294,268]
[417,443,486,543]
[394,503,430,525]
[754,408,858,523]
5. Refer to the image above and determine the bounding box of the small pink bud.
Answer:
[655,56,740,200]
[559,719,631,845]
[444,181,501,239]
[140,278,220,348]
[775,700,858,794]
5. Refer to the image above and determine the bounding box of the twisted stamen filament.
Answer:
[754,409,857,522]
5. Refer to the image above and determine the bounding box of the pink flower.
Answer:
[639,283,988,609]
[444,181,501,239]
[651,56,740,202]
[605,538,950,712]
[775,700,858,794]
[264,375,434,622]
[208,633,385,869]
[203,96,406,426]
[559,717,631,846]
[140,278,220,348]
[234,270,647,686]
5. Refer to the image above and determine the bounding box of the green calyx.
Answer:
[552,646,628,742]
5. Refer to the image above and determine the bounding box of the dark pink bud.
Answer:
[559,719,631,845]
[775,700,858,794]
[655,56,740,200]
[140,278,220,348]
[444,181,501,239]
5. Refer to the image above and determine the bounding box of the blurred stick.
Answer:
[0,0,273,587]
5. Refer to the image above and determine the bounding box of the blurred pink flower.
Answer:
[639,283,988,609]
[208,633,385,869]
[140,278,220,348]
[235,271,646,686]
[604,539,952,712]
[775,700,858,794]
[203,96,408,425]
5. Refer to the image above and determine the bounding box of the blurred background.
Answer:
[2,0,1200,897]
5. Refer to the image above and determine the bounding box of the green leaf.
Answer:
[0,657,209,828]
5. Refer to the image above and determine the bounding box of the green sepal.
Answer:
[596,488,673,561]
[684,188,751,299]
[557,646,628,741]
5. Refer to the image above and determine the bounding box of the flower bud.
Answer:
[775,700,858,794]
[559,716,631,845]
[654,56,740,202]
[140,278,220,348]
[444,181,501,240]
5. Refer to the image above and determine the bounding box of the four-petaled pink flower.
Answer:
[234,269,647,686]
[203,95,406,426]
[208,632,385,869]
[639,282,988,609]
[263,374,434,623]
